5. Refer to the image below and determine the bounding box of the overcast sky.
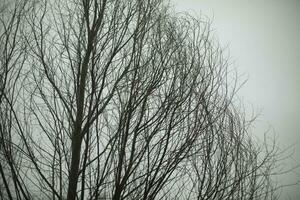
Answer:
[172,0,300,199]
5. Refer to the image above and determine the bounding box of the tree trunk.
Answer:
[67,133,83,200]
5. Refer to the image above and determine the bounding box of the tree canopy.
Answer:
[0,0,288,200]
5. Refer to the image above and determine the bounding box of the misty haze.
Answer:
[0,0,299,200]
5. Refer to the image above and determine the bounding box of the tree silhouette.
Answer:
[0,0,292,200]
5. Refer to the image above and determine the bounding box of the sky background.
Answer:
[172,0,300,199]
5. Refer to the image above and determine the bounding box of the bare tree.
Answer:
[0,0,32,199]
[0,0,295,200]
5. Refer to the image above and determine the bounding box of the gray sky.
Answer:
[172,0,300,199]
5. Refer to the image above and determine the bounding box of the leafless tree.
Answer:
[0,0,295,200]
[0,0,31,199]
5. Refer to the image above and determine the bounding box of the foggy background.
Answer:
[172,0,300,199]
